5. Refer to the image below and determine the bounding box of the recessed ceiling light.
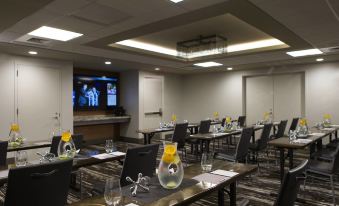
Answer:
[105,61,111,65]
[170,0,184,3]
[227,67,233,71]
[316,58,324,62]
[115,38,286,59]
[194,62,223,68]
[155,68,160,71]
[28,51,37,55]
[286,49,323,57]
[28,26,83,41]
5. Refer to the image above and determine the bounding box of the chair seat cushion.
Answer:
[249,142,258,150]
[326,140,338,149]
[307,160,332,174]
[215,148,236,161]
[312,148,336,161]
[186,138,199,144]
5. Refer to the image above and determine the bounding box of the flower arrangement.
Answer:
[323,114,332,127]
[8,123,24,147]
[264,112,271,122]
[297,118,308,136]
[213,112,219,120]
[299,118,307,127]
[171,114,177,122]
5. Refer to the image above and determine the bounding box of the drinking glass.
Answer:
[104,177,122,206]
[15,151,28,167]
[201,152,213,172]
[105,139,114,154]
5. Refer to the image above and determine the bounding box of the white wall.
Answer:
[181,62,339,126]
[0,53,73,139]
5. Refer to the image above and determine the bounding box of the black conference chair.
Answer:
[274,160,308,206]
[120,144,159,186]
[249,124,273,172]
[304,144,339,206]
[237,116,246,127]
[289,117,299,131]
[215,127,253,163]
[171,123,189,163]
[187,120,211,156]
[271,120,288,139]
[221,118,226,127]
[3,159,73,206]
[50,134,84,156]
[0,141,8,166]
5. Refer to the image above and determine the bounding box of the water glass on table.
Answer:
[201,152,213,172]
[104,177,122,206]
[105,139,114,154]
[15,151,28,167]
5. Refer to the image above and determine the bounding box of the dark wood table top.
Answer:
[7,140,52,152]
[70,160,257,206]
[268,127,337,149]
[137,124,199,134]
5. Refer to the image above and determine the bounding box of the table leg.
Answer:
[252,130,255,143]
[143,134,148,145]
[205,140,210,153]
[279,148,285,182]
[316,139,323,152]
[288,149,294,169]
[218,188,225,206]
[230,182,236,206]
[310,143,315,158]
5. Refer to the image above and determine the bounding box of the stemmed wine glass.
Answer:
[104,177,122,206]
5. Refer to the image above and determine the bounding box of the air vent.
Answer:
[26,37,50,44]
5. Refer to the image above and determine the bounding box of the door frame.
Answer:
[243,72,305,119]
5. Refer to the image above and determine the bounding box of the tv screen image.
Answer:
[73,75,118,110]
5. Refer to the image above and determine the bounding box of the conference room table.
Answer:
[137,120,222,145]
[268,126,339,182]
[70,160,257,206]
[188,125,265,153]
[7,140,52,152]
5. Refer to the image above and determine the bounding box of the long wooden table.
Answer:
[7,140,52,152]
[70,160,257,206]
[268,126,338,182]
[137,120,222,145]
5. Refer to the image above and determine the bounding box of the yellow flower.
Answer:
[323,114,331,120]
[226,117,232,124]
[61,131,71,142]
[264,112,270,120]
[162,144,176,164]
[10,123,20,132]
[213,112,219,118]
[299,119,307,127]
[171,114,177,122]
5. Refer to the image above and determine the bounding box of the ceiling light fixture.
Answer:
[105,61,111,65]
[227,67,233,71]
[155,68,160,71]
[28,26,83,41]
[28,51,37,55]
[316,58,324,62]
[170,0,184,3]
[286,49,323,57]
[194,62,223,68]
[115,38,286,59]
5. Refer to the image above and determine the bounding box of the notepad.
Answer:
[192,173,228,184]
[125,203,139,206]
[0,170,8,179]
[322,128,335,131]
[293,139,312,144]
[92,153,113,159]
[110,151,126,156]
[211,169,239,177]
[310,133,325,136]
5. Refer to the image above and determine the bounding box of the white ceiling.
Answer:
[0,0,338,73]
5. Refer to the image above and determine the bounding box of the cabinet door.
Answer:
[17,64,61,141]
[0,57,15,138]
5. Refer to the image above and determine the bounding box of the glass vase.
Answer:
[8,123,24,147]
[158,142,184,189]
[57,131,76,159]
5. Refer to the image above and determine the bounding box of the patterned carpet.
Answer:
[67,139,338,206]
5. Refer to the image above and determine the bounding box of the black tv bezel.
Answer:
[73,74,119,111]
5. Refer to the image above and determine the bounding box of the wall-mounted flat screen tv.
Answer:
[73,75,118,110]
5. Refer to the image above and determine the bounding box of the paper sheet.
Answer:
[310,133,325,136]
[125,204,139,206]
[34,141,51,145]
[293,139,312,144]
[0,170,8,179]
[192,173,228,184]
[92,153,114,160]
[110,151,126,156]
[211,169,239,177]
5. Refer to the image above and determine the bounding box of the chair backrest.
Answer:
[330,143,339,173]
[289,118,299,131]
[50,134,83,156]
[120,144,159,187]
[275,120,288,139]
[0,141,8,166]
[238,116,246,127]
[275,160,308,206]
[4,159,73,206]
[221,118,226,127]
[258,123,273,150]
[199,120,211,134]
[235,127,253,161]
[172,123,188,149]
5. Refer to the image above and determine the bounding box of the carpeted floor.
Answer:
[67,139,338,206]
